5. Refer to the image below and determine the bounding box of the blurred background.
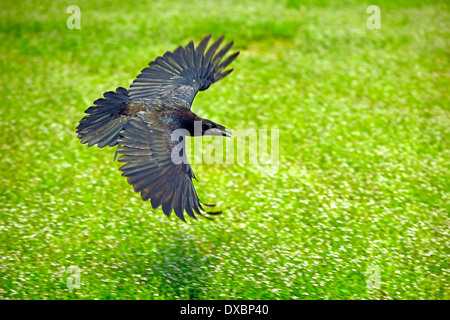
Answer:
[0,0,448,299]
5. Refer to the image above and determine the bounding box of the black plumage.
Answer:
[76,35,239,221]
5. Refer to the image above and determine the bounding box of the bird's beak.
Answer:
[205,124,232,137]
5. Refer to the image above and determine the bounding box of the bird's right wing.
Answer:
[128,35,239,107]
[117,113,211,221]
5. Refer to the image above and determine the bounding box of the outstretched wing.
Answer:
[117,113,206,221]
[128,35,239,107]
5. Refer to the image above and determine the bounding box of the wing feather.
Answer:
[128,35,239,107]
[117,114,204,220]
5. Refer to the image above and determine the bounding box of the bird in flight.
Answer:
[76,35,239,221]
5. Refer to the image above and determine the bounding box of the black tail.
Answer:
[76,87,129,148]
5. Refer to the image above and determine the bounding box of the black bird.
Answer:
[76,35,239,221]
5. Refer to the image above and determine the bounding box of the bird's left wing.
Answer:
[117,113,210,221]
[128,35,239,107]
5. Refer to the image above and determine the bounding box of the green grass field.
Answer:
[0,0,449,300]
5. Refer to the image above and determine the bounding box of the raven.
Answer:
[76,35,239,221]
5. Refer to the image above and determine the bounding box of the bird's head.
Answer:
[201,119,232,137]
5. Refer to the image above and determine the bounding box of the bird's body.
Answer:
[113,98,198,134]
[76,35,239,221]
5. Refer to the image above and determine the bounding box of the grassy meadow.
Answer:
[0,0,449,299]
